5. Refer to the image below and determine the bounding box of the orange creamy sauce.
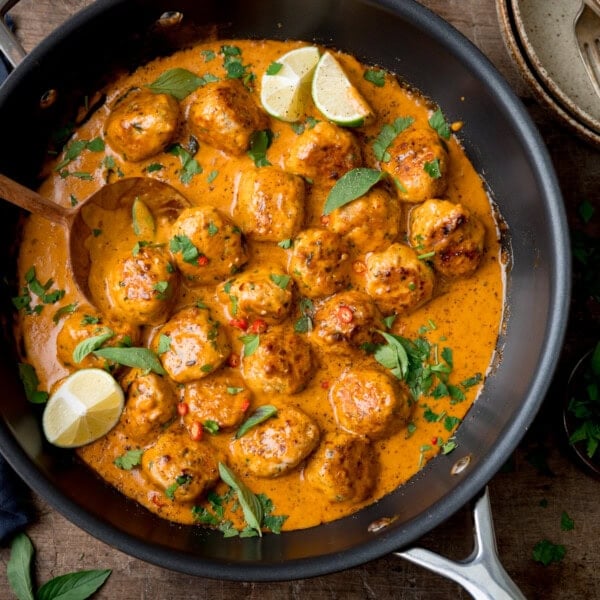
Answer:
[16,39,505,531]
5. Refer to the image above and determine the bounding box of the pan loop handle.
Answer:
[0,0,26,68]
[395,487,526,600]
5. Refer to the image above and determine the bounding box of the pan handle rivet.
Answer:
[40,89,58,109]
[158,11,183,27]
[450,454,471,475]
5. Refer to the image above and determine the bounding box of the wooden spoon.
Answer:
[0,175,191,305]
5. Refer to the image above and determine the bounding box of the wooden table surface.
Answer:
[1,1,599,598]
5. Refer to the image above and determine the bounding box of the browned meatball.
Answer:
[56,308,139,370]
[153,306,231,384]
[187,79,269,155]
[304,432,378,503]
[170,206,247,284]
[326,186,401,253]
[234,166,306,242]
[141,428,221,503]
[120,369,177,445]
[288,228,350,299]
[105,88,180,161]
[285,121,362,183]
[311,290,382,351]
[106,245,178,326]
[217,267,293,324]
[182,370,251,431]
[364,243,435,315]
[241,325,312,394]
[329,367,412,439]
[408,199,486,278]
[229,406,319,477]
[380,127,449,203]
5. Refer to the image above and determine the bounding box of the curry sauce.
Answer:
[15,39,505,532]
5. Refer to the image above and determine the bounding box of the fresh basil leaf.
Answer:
[7,533,35,600]
[92,347,166,375]
[36,569,112,600]
[218,462,263,537]
[239,333,260,357]
[323,168,386,215]
[374,331,410,380]
[146,68,206,100]
[247,130,273,167]
[372,116,415,162]
[428,108,452,140]
[235,405,278,438]
[73,329,115,363]
[157,334,171,355]
[86,137,105,152]
[114,449,144,470]
[18,363,49,404]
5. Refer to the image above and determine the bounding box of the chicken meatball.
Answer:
[329,367,411,439]
[326,186,401,253]
[288,228,350,299]
[217,267,293,324]
[154,306,231,384]
[242,326,312,394]
[170,206,247,284]
[106,245,178,326]
[304,432,378,503]
[56,308,139,370]
[105,88,180,161]
[120,369,177,445]
[311,290,382,351]
[181,370,251,431]
[187,79,268,155]
[364,243,435,315]
[285,121,362,183]
[408,198,486,278]
[234,166,305,242]
[230,406,319,477]
[141,428,221,503]
[381,127,449,203]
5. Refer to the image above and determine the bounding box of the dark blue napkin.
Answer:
[0,15,34,547]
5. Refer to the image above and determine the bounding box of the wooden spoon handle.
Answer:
[0,173,72,226]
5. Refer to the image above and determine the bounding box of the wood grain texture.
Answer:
[1,1,599,598]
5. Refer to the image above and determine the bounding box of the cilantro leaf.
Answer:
[114,449,144,470]
[372,116,414,162]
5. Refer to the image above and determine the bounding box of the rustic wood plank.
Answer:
[1,1,598,598]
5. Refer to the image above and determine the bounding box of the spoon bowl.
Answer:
[0,175,190,305]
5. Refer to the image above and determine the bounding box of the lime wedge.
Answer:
[42,368,124,448]
[311,52,372,127]
[260,46,320,122]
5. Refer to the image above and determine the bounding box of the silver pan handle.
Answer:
[395,487,526,600]
[0,0,26,68]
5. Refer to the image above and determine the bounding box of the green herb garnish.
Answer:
[323,168,386,215]
[372,116,414,162]
[247,129,273,167]
[18,363,49,404]
[92,346,166,375]
[114,449,144,470]
[363,68,386,87]
[428,109,452,140]
[236,405,278,439]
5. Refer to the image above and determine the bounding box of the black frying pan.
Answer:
[0,0,569,590]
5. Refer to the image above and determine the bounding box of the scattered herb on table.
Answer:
[567,340,600,459]
[7,532,111,600]
[532,539,566,566]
